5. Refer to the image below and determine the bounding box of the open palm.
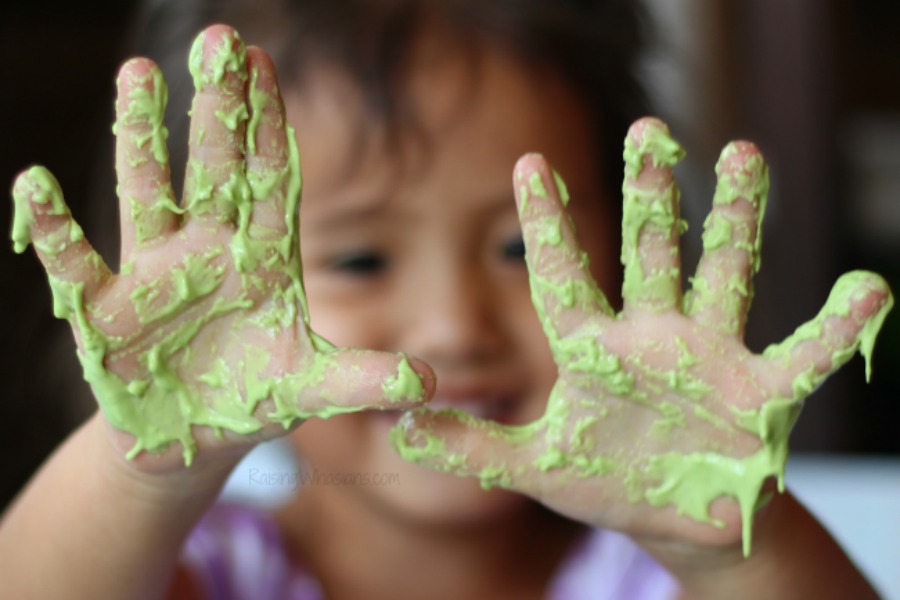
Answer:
[12,26,432,469]
[391,118,892,554]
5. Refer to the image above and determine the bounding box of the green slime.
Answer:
[621,120,687,307]
[392,123,894,557]
[11,30,425,466]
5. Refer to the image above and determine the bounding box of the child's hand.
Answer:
[11,26,432,470]
[391,117,892,554]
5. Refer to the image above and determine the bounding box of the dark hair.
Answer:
[122,0,650,209]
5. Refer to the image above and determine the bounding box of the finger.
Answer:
[267,350,436,426]
[763,271,893,398]
[686,142,768,337]
[183,25,251,227]
[514,154,614,344]
[12,166,111,303]
[620,117,686,314]
[114,57,179,258]
[243,47,296,241]
[389,406,543,492]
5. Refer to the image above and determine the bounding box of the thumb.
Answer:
[389,407,544,491]
[271,350,435,425]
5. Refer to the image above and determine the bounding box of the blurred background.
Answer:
[1,0,898,594]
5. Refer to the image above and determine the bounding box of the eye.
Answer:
[329,250,388,275]
[501,235,526,262]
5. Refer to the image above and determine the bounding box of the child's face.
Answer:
[285,37,617,524]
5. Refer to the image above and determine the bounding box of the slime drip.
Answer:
[382,357,425,403]
[11,30,425,466]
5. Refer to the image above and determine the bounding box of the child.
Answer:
[2,1,892,598]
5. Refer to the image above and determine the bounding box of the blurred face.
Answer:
[286,36,616,526]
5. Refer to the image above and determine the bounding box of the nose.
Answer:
[397,258,504,369]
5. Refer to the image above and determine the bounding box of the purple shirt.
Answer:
[182,503,680,599]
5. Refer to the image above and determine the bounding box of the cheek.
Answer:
[303,279,390,350]
[497,274,558,392]
[572,209,620,302]
[587,239,619,298]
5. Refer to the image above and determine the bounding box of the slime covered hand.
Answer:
[391,117,892,554]
[11,26,432,469]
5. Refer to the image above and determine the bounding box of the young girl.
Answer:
[2,1,892,598]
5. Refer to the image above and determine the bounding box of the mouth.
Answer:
[425,396,521,423]
[376,394,526,426]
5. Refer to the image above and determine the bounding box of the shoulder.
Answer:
[548,528,681,600]
[180,502,323,600]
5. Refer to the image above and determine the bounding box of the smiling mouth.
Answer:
[376,395,525,425]
[426,397,522,423]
